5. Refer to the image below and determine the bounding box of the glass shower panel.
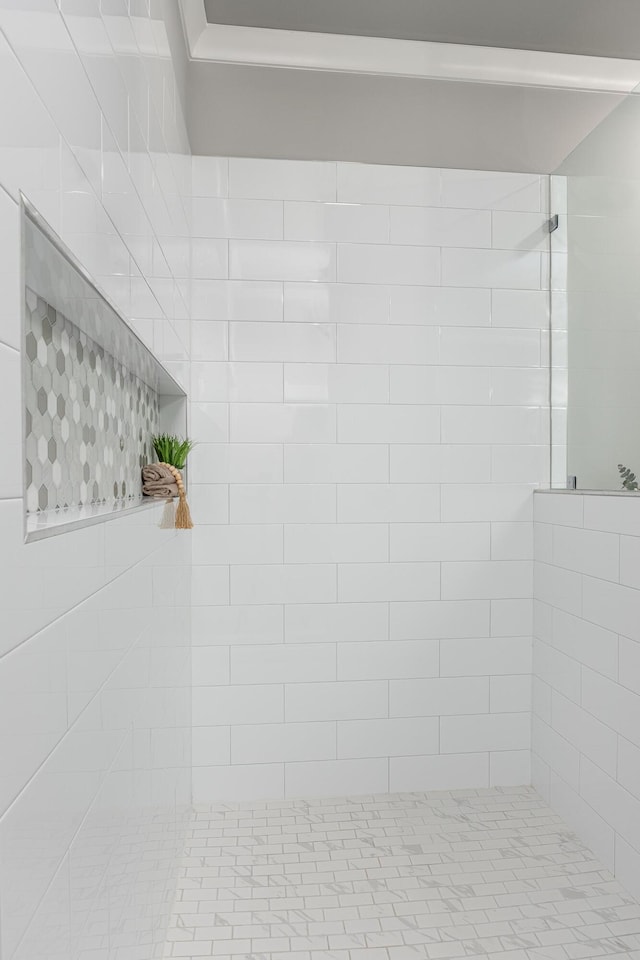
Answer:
[549,177,568,488]
[551,88,640,491]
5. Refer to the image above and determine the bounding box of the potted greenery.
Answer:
[142,435,196,528]
[619,464,639,491]
[152,434,196,470]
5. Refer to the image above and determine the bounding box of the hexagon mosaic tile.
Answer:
[24,287,159,514]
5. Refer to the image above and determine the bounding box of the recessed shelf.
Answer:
[21,195,187,542]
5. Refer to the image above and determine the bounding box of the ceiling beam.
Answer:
[178,2,640,93]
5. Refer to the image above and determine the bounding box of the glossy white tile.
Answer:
[338,561,440,602]
[440,170,543,211]
[491,367,549,404]
[338,483,440,522]
[441,405,543,444]
[552,524,620,581]
[0,344,21,498]
[284,362,389,403]
[191,197,283,240]
[492,211,550,252]
[390,600,488,643]
[338,404,440,443]
[230,564,337,605]
[191,726,231,766]
[190,320,228,360]
[390,522,490,562]
[285,680,388,722]
[337,162,441,205]
[192,647,231,686]
[492,288,549,328]
[441,712,531,753]
[191,605,283,646]
[231,403,336,443]
[230,320,336,362]
[390,753,489,791]
[284,200,389,243]
[191,279,284,323]
[192,685,284,726]
[231,643,336,685]
[338,243,440,286]
[190,238,229,279]
[389,444,444,482]
[285,758,388,797]
[229,158,336,201]
[230,483,336,524]
[284,523,388,563]
[390,285,491,326]
[441,559,532,600]
[192,156,228,197]
[285,602,389,644]
[440,636,531,676]
[232,721,336,764]
[391,365,489,405]
[390,677,489,717]
[442,248,542,289]
[284,442,388,483]
[192,525,284,565]
[391,206,491,247]
[491,521,534,560]
[230,239,336,282]
[190,443,284,483]
[187,484,230,524]
[191,565,230,605]
[338,323,439,364]
[338,639,439,681]
[337,717,439,759]
[188,403,229,444]
[440,326,540,365]
[192,763,284,802]
[191,362,283,402]
[284,280,389,324]
[442,483,534,522]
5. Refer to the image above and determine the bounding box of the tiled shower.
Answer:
[1,2,640,959]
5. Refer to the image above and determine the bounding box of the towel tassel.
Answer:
[159,462,194,529]
[159,499,176,529]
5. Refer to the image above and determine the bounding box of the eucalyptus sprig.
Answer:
[618,463,639,491]
[152,434,196,470]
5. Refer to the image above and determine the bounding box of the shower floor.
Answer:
[164,786,640,960]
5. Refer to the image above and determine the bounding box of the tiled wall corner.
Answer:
[533,490,640,900]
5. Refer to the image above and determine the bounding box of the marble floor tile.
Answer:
[164,786,640,960]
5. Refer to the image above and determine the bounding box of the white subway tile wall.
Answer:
[533,491,640,900]
[190,157,549,803]
[0,1,192,957]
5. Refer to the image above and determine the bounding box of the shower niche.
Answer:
[21,196,186,541]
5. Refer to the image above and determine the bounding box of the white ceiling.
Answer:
[203,0,640,60]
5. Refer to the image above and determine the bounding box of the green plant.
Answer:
[618,463,639,491]
[152,434,196,470]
